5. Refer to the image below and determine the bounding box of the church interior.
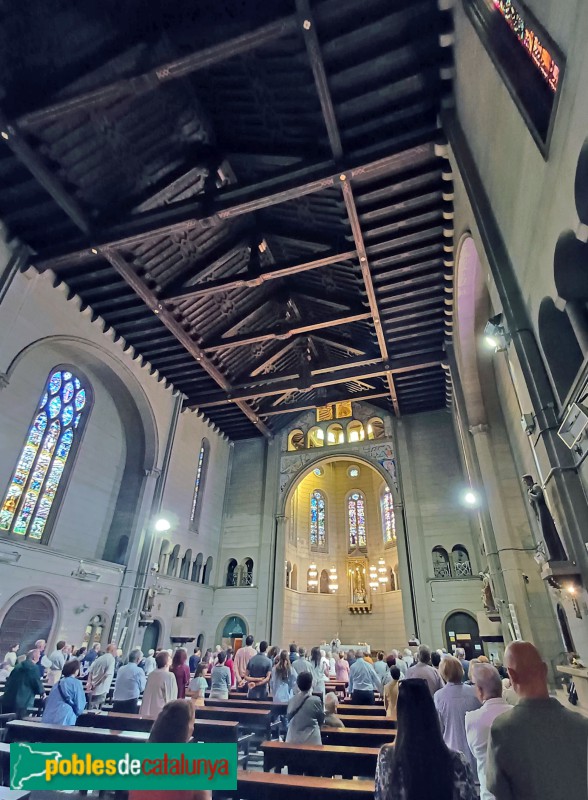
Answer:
[1,0,588,795]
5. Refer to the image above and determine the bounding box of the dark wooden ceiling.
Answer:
[0,0,454,439]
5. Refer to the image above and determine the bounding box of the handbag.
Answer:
[287,694,310,722]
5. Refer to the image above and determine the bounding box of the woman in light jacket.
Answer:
[286,671,324,745]
[270,650,296,702]
[209,651,231,700]
[309,646,329,700]
[43,659,86,726]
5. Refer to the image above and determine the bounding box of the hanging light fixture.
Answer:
[378,557,388,586]
[329,565,338,592]
[308,562,318,590]
[369,564,379,591]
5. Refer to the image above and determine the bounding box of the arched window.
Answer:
[285,561,292,589]
[320,569,330,593]
[348,491,367,549]
[0,367,91,541]
[452,545,472,576]
[291,564,298,591]
[381,486,396,545]
[191,553,203,582]
[432,546,451,579]
[346,420,365,443]
[176,602,185,617]
[307,426,325,448]
[367,417,385,440]
[167,544,180,577]
[226,559,238,586]
[0,593,55,655]
[180,549,192,580]
[326,423,344,445]
[196,633,204,649]
[190,438,209,531]
[202,556,213,585]
[310,490,327,551]
[240,558,254,586]
[288,429,305,451]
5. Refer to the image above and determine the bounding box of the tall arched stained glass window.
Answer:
[0,367,91,541]
[382,486,396,545]
[310,489,327,551]
[190,438,209,531]
[348,491,366,549]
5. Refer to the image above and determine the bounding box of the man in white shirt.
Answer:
[404,645,443,696]
[113,648,146,714]
[391,650,407,677]
[46,640,67,686]
[465,662,511,800]
[143,649,157,676]
[87,643,117,708]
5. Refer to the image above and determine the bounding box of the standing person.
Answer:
[383,667,401,720]
[465,663,512,800]
[285,672,325,745]
[323,692,344,728]
[2,644,19,673]
[140,651,178,717]
[233,636,256,685]
[224,648,235,688]
[291,647,311,693]
[46,640,67,686]
[392,650,407,677]
[487,641,588,800]
[374,651,389,682]
[189,648,201,674]
[209,652,231,700]
[82,642,101,671]
[143,649,157,676]
[271,650,295,702]
[403,648,414,668]
[288,644,298,663]
[309,646,329,700]
[0,649,45,718]
[434,656,481,776]
[0,662,11,682]
[170,649,190,700]
[112,648,146,714]
[348,650,382,705]
[188,663,208,708]
[335,651,350,684]
[405,645,444,696]
[87,643,117,709]
[455,647,470,682]
[43,659,86,725]
[245,641,272,700]
[375,679,477,800]
[347,649,356,668]
[35,639,47,680]
[327,650,336,678]
[129,700,211,800]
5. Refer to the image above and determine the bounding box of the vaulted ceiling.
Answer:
[0,0,455,439]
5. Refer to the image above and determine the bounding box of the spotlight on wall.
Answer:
[71,561,102,582]
[155,518,171,532]
[483,313,510,352]
[463,490,479,507]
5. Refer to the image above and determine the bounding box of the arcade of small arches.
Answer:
[157,542,214,586]
[432,545,473,579]
[287,416,386,451]
[224,557,255,587]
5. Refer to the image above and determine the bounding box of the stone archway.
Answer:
[0,591,57,655]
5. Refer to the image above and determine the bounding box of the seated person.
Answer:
[286,671,324,744]
[323,691,344,728]
[130,700,211,800]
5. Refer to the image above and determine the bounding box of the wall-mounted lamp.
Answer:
[155,518,171,532]
[329,566,338,593]
[71,561,102,582]
[484,313,511,352]
[307,563,318,590]
[378,557,388,586]
[369,564,379,591]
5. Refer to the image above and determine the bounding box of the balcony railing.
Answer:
[433,563,452,579]
[454,560,472,577]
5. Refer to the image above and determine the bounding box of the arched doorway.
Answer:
[216,615,248,649]
[141,619,161,653]
[0,593,55,655]
[557,604,576,653]
[444,611,483,660]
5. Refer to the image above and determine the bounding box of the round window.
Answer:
[348,465,360,478]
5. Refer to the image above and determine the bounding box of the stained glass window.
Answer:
[310,490,326,551]
[382,487,396,545]
[0,368,90,541]
[190,438,209,530]
[348,491,366,549]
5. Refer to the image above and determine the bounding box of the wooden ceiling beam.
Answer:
[15,16,299,130]
[197,353,443,407]
[204,310,372,352]
[35,140,433,263]
[165,249,356,302]
[259,390,391,417]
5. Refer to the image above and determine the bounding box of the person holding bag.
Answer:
[285,671,324,744]
[43,659,86,725]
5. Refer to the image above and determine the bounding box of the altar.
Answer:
[338,643,371,654]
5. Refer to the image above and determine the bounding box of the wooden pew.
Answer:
[226,770,374,800]
[321,726,395,748]
[78,711,241,744]
[336,704,386,716]
[204,698,288,717]
[261,740,379,779]
[337,715,395,729]
[194,706,275,737]
[6,719,148,745]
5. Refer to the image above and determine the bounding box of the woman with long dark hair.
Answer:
[170,648,190,699]
[375,679,476,800]
[271,649,295,702]
[309,645,329,700]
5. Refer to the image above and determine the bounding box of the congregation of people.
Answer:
[2,636,588,799]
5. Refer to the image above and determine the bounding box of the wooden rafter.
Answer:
[259,390,391,417]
